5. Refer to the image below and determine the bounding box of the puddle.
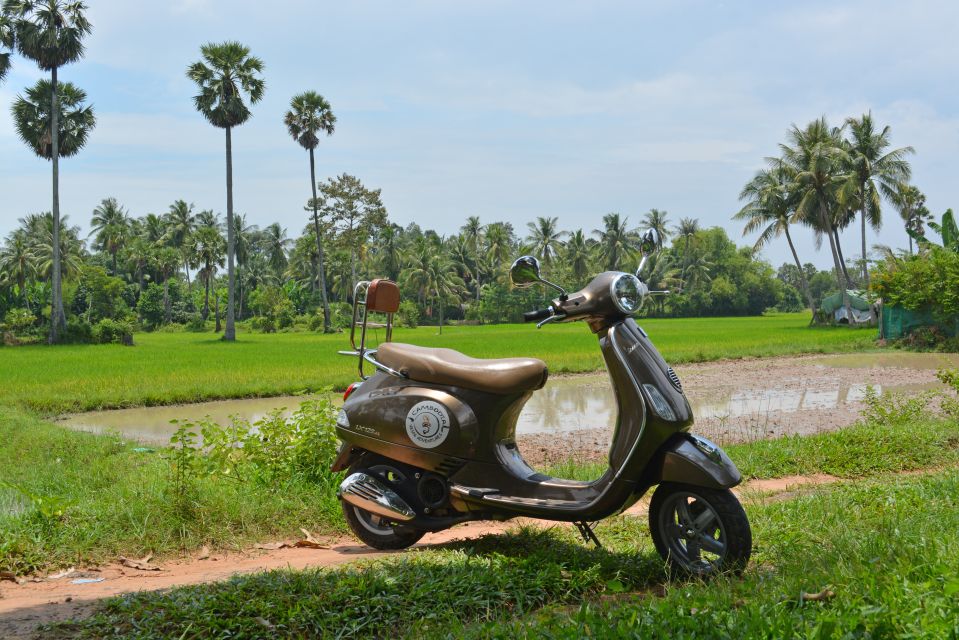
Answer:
[57,352,955,445]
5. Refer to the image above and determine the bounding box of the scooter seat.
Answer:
[376,342,548,395]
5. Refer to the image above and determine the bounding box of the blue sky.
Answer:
[2,0,957,269]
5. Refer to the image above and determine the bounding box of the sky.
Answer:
[2,0,958,270]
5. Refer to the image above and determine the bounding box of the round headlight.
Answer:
[610,273,646,314]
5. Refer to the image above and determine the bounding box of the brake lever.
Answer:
[648,290,670,295]
[536,312,566,329]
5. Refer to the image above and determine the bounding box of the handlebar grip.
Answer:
[523,308,553,322]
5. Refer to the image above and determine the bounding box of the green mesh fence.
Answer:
[880,304,959,340]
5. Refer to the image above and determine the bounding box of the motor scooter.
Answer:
[333,230,751,576]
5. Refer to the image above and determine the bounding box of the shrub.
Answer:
[308,313,324,332]
[397,300,420,328]
[62,318,93,344]
[185,315,208,332]
[92,319,134,345]
[330,302,354,331]
[1,309,36,336]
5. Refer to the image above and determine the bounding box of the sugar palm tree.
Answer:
[0,12,12,83]
[593,213,632,271]
[735,166,816,315]
[10,77,93,340]
[90,197,130,275]
[4,0,92,342]
[779,118,855,324]
[162,199,196,288]
[187,41,265,341]
[842,113,913,285]
[641,209,671,249]
[525,216,566,264]
[888,183,929,255]
[284,90,335,331]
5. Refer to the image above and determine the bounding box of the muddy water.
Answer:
[57,352,956,450]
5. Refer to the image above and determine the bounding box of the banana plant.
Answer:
[909,208,958,254]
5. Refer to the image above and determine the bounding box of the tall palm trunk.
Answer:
[833,228,852,284]
[163,278,171,324]
[224,126,236,341]
[309,148,331,332]
[438,300,444,335]
[784,225,816,316]
[203,271,210,320]
[818,197,854,326]
[860,204,869,286]
[49,65,66,343]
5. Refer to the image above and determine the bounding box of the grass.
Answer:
[2,397,957,576]
[0,312,874,415]
[48,469,959,639]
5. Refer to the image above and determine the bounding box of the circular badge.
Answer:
[405,401,451,449]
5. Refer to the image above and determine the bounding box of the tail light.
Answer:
[343,382,361,401]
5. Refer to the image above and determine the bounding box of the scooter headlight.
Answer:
[610,273,646,314]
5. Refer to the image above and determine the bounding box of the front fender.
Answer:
[648,433,742,489]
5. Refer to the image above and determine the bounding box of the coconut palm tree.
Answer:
[735,166,816,315]
[193,225,225,321]
[674,217,700,255]
[163,200,196,288]
[187,41,265,341]
[842,113,913,285]
[525,216,566,265]
[141,213,166,245]
[284,90,335,331]
[4,0,91,342]
[89,197,130,275]
[779,117,855,324]
[153,247,180,324]
[564,229,591,283]
[10,76,93,340]
[262,222,290,275]
[641,209,671,249]
[0,231,36,311]
[460,216,483,299]
[593,213,632,271]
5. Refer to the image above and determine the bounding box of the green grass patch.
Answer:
[0,407,343,575]
[0,313,873,414]
[48,470,959,639]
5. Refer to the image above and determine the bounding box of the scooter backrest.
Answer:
[366,279,400,314]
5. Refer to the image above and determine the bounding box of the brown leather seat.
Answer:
[376,343,548,395]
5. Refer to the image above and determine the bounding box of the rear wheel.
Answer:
[341,461,426,550]
[649,482,751,577]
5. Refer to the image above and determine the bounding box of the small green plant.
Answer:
[166,424,201,522]
[0,480,73,522]
[397,299,420,328]
[859,385,937,427]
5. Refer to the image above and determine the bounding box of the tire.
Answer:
[341,460,426,551]
[649,482,751,577]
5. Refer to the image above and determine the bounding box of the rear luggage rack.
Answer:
[338,279,406,380]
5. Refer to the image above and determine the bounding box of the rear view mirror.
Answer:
[509,256,542,288]
[640,229,660,255]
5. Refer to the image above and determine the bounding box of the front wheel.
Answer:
[649,482,751,577]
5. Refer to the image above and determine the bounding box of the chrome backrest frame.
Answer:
[340,280,403,380]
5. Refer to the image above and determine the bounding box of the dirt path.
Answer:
[0,473,842,638]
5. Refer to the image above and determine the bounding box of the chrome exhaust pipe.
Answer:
[338,472,416,522]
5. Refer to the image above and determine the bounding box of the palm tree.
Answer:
[141,213,166,245]
[10,76,94,340]
[641,209,671,249]
[674,217,700,255]
[0,231,36,311]
[842,113,913,285]
[163,200,196,288]
[153,247,180,324]
[284,90,335,331]
[89,197,130,275]
[4,0,91,343]
[779,118,855,325]
[735,167,816,315]
[460,216,483,299]
[262,222,290,275]
[564,229,591,282]
[888,184,929,255]
[593,213,632,271]
[187,41,265,341]
[0,12,12,83]
[192,225,225,321]
[483,222,514,279]
[123,237,152,295]
[525,216,566,264]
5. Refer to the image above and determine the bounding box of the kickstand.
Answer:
[574,521,602,549]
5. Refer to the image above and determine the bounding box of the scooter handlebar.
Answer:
[523,308,553,322]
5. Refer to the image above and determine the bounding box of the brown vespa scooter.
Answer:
[333,231,751,576]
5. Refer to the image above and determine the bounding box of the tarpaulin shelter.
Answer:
[820,290,875,325]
